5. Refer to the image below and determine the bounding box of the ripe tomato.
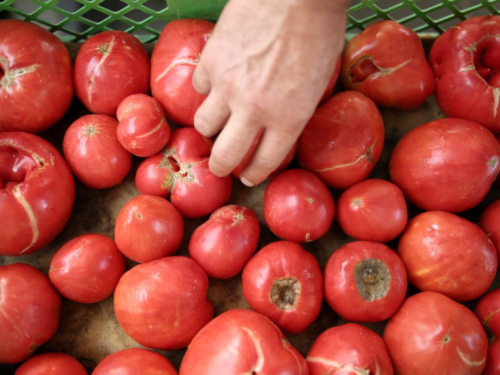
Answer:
[485,340,500,375]
[384,291,488,375]
[0,132,75,256]
[336,179,407,243]
[180,309,308,375]
[298,91,385,190]
[320,57,342,103]
[114,195,184,263]
[390,118,500,212]
[475,289,500,338]
[189,205,260,279]
[242,241,323,334]
[135,128,232,218]
[480,199,500,260]
[0,20,73,133]
[341,20,434,109]
[324,241,407,322]
[49,234,126,304]
[14,353,87,375]
[264,169,334,242]
[63,114,132,189]
[74,31,149,116]
[306,323,393,375]
[92,348,177,375]
[0,264,61,364]
[114,256,213,350]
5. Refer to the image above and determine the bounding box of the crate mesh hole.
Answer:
[124,9,151,22]
[53,29,76,40]
[350,6,377,21]
[365,17,386,26]
[415,0,439,11]
[11,0,41,14]
[427,6,454,21]
[81,9,110,23]
[148,19,167,32]
[375,0,402,11]
[64,20,92,33]
[466,7,491,18]
[107,19,132,31]
[439,18,461,30]
[55,0,84,13]
[143,0,168,12]
[31,20,51,29]
[388,6,415,21]
[494,2,500,12]
[454,0,477,11]
[38,9,67,23]
[100,0,128,12]
[402,17,429,29]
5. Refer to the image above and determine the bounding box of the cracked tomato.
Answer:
[475,289,500,338]
[93,348,177,375]
[15,353,87,375]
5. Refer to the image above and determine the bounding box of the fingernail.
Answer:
[241,177,254,187]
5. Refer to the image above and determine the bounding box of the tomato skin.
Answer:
[114,256,213,350]
[475,289,500,338]
[319,57,342,103]
[336,179,407,243]
[298,91,385,190]
[242,241,323,334]
[114,195,184,263]
[63,115,132,189]
[0,20,73,133]
[74,31,150,116]
[390,118,500,212]
[14,353,87,375]
[49,234,125,304]
[306,323,393,375]
[0,264,61,364]
[485,340,500,375]
[92,348,177,375]
[384,291,488,375]
[324,241,407,323]
[341,21,435,109]
[480,199,500,260]
[189,205,260,279]
[0,132,75,256]
[179,309,308,375]
[398,211,497,302]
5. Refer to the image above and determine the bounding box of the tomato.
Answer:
[189,205,260,279]
[0,264,61,364]
[324,241,407,323]
[480,199,500,260]
[0,20,73,133]
[390,118,500,212]
[306,323,393,375]
[399,211,497,302]
[0,132,75,256]
[49,234,125,304]
[114,195,184,263]
[135,128,232,218]
[92,348,177,375]
[320,57,342,103]
[63,114,132,189]
[298,91,385,190]
[430,16,500,134]
[475,289,500,338]
[14,353,87,375]
[151,19,213,126]
[74,31,149,116]
[384,291,488,375]
[242,241,322,334]
[114,256,213,350]
[486,340,500,375]
[179,309,308,375]
[116,94,171,157]
[336,179,407,243]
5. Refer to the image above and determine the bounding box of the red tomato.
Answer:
[336,179,407,242]
[14,353,87,375]
[242,241,322,334]
[480,199,500,260]
[390,118,500,212]
[114,195,184,263]
[320,57,342,103]
[430,16,500,134]
[486,340,500,375]
[63,114,132,189]
[116,94,170,157]
[0,132,75,256]
[0,20,73,133]
[341,21,435,109]
[475,289,500,338]
[188,205,260,279]
[398,211,497,302]
[135,128,232,218]
[114,256,213,350]
[92,348,177,375]
[324,241,407,322]
[306,323,393,375]
[180,309,308,375]
[49,234,126,304]
[151,19,213,126]
[263,169,334,242]
[384,291,488,375]
[298,91,385,190]
[0,264,61,364]
[74,31,150,116]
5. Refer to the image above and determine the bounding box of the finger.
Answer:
[194,91,230,137]
[192,61,211,95]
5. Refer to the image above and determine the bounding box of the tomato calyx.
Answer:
[0,55,39,92]
[354,258,391,302]
[270,277,300,310]
[347,55,412,84]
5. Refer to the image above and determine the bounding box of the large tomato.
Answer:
[14,353,87,375]
[0,264,61,364]
[92,348,177,375]
[480,199,500,259]
[0,132,75,256]
[475,289,500,338]
[242,241,323,334]
[341,20,435,109]
[384,291,488,375]
[298,91,385,190]
[179,309,308,375]
[390,118,500,212]
[0,20,73,133]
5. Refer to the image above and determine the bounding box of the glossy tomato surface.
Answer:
[14,353,87,375]
[480,199,500,260]
[92,348,177,375]
[475,289,500,338]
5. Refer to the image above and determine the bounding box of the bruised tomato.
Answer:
[92,348,177,375]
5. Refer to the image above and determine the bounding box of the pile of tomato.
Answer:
[2,14,500,375]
